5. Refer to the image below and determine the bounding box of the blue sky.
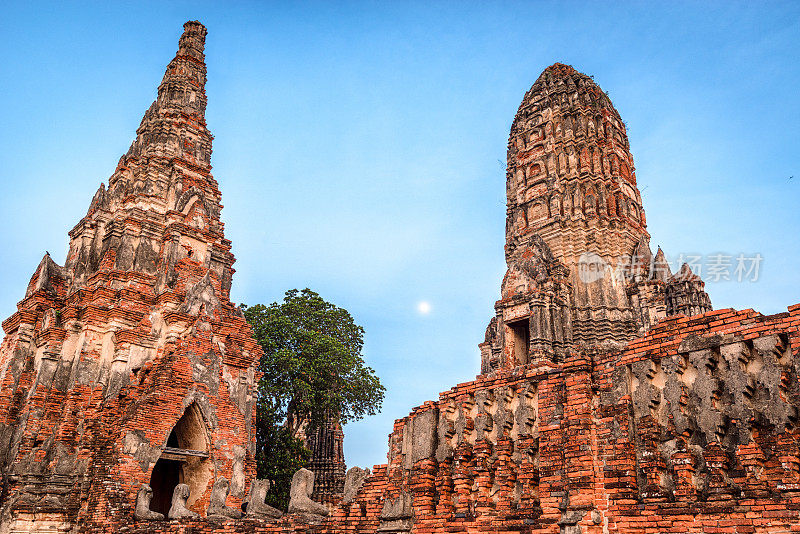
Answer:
[1,1,799,470]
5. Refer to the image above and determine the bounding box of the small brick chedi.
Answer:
[2,21,800,534]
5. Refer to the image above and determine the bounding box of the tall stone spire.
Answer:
[125,21,210,165]
[0,22,261,530]
[505,63,648,345]
[480,63,711,373]
[64,20,232,298]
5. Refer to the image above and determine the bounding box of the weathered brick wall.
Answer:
[71,304,800,533]
[318,305,800,534]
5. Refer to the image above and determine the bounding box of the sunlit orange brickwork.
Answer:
[2,22,800,534]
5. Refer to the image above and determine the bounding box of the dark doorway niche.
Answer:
[149,457,181,516]
[148,403,213,515]
[508,318,530,366]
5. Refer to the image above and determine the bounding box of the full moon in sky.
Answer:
[417,301,432,315]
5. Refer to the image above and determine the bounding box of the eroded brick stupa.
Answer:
[0,21,263,531]
[3,21,800,534]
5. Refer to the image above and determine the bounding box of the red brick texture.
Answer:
[316,305,800,534]
[2,22,798,534]
[88,305,800,534]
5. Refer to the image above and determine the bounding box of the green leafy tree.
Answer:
[243,288,385,509]
[252,404,310,508]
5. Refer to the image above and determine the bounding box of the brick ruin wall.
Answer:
[92,305,800,533]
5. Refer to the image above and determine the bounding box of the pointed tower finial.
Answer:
[653,247,672,282]
[122,21,211,165]
[178,21,207,62]
[155,21,208,116]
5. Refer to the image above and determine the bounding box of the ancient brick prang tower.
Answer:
[481,64,712,373]
[289,412,347,507]
[308,64,800,534]
[304,420,346,506]
[0,21,262,531]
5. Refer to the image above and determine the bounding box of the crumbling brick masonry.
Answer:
[1,21,799,534]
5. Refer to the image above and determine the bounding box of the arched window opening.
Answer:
[148,403,213,517]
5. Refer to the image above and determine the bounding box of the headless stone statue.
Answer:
[134,484,164,520]
[342,467,370,504]
[168,483,199,519]
[379,492,413,533]
[245,478,283,519]
[207,477,243,519]
[288,468,329,517]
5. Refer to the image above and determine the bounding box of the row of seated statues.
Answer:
[134,468,330,522]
